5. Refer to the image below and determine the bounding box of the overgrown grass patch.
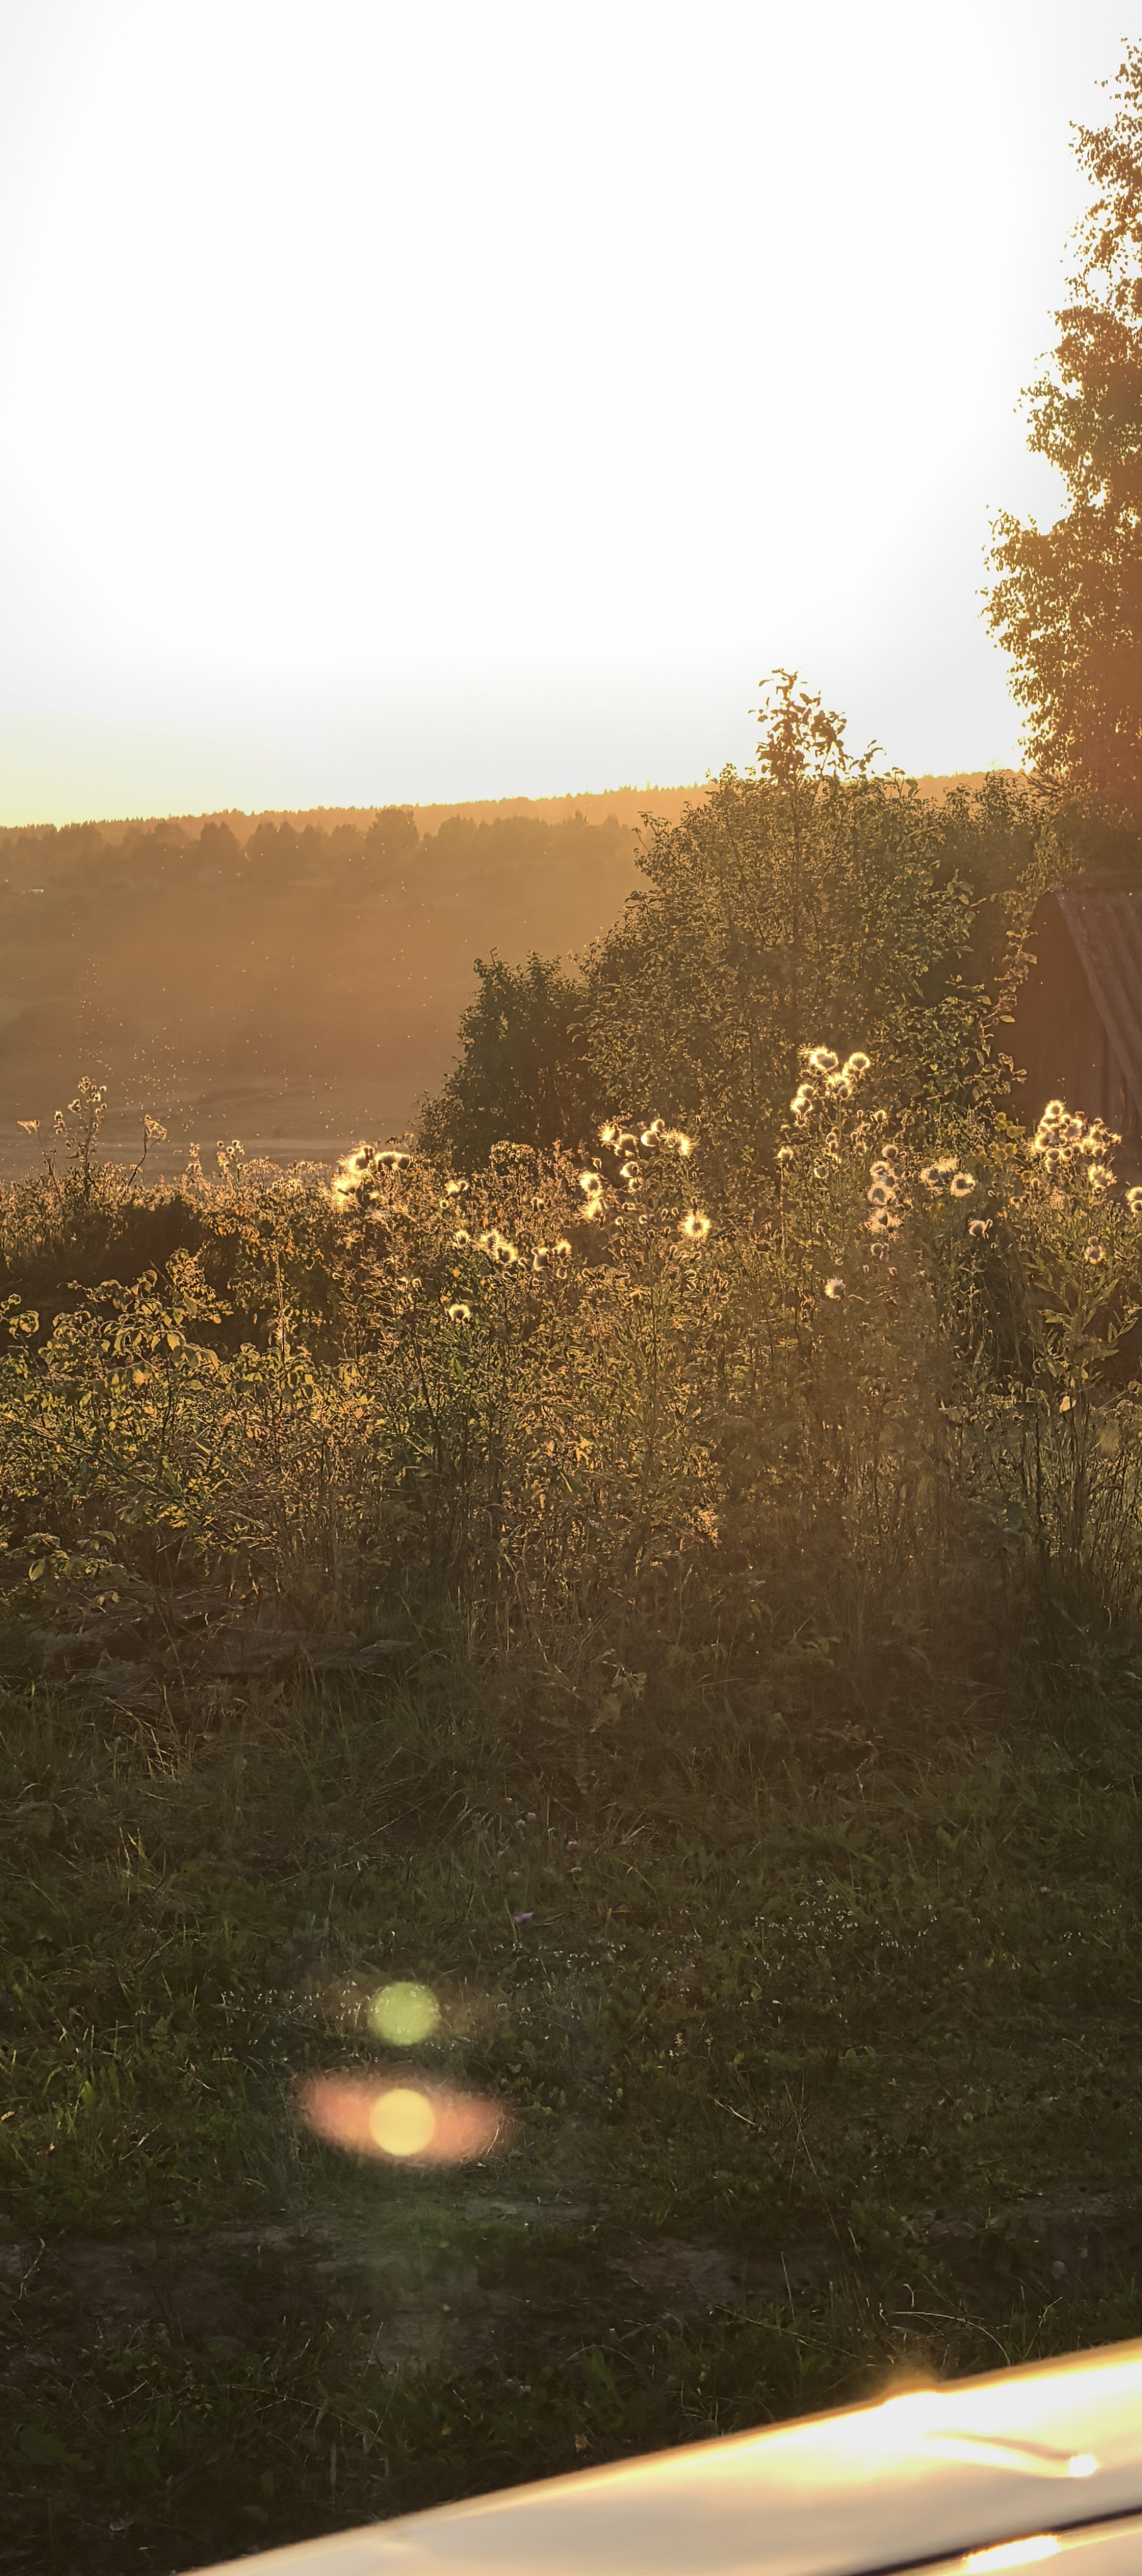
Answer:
[3,1664,1142,2568]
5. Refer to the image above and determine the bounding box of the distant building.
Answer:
[1008,875,1142,1149]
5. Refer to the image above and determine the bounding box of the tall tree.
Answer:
[987,45,1142,824]
[582,676,981,1180]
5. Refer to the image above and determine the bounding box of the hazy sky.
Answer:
[0,1,1134,822]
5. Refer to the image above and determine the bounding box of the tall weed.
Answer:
[1,1059,1140,1747]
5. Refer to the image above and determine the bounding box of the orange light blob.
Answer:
[296,2072,510,2165]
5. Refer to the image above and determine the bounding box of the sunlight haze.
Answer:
[0,0,1131,820]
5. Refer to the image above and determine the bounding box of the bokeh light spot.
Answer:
[369,2087,436,2157]
[369,1980,441,2045]
[297,2072,508,2165]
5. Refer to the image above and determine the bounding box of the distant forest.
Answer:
[0,804,643,1158]
[0,778,1001,1163]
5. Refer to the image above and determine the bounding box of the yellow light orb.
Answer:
[369,2087,436,2158]
[368,1980,441,2045]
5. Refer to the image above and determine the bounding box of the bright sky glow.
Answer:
[0,0,1132,822]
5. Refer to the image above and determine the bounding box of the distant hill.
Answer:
[0,770,1033,1178]
[0,804,643,1173]
[43,784,707,843]
[19,770,1029,847]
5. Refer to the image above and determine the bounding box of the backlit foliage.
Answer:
[560,679,995,1188]
[987,42,1142,822]
[3,1043,1142,1684]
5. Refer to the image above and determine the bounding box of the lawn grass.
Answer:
[3,1659,1142,2571]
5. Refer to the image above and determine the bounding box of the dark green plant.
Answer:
[418,952,601,1167]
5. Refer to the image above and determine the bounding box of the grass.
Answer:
[4,1044,1142,2567]
[3,1657,1142,2570]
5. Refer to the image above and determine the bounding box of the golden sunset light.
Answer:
[0,0,1130,823]
[11,16,1142,2574]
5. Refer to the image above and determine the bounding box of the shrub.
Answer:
[3,1056,1142,1754]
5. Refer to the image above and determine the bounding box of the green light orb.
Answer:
[369,1980,441,2046]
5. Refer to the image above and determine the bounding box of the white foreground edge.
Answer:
[195,2336,1142,2575]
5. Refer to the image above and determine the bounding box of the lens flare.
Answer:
[370,2087,436,2155]
[297,2074,509,2166]
[369,1980,441,2045]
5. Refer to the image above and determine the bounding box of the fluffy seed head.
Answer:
[478,1229,519,1266]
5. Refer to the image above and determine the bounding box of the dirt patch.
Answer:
[4,2182,1142,2390]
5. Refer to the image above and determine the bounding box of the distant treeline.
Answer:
[0,806,641,1131]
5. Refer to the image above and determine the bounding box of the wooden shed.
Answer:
[1008,875,1142,1148]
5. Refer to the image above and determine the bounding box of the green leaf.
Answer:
[18,2424,92,2470]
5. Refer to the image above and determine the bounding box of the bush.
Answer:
[417,952,600,1169]
[3,1055,1142,1751]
